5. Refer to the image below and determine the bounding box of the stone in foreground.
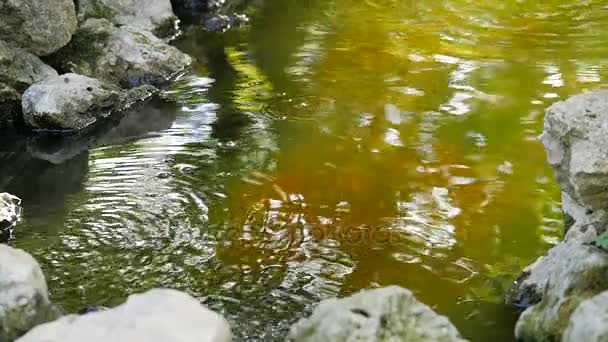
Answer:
[0,0,77,56]
[564,290,608,342]
[0,244,55,341]
[50,19,192,88]
[508,241,608,341]
[289,286,467,342]
[17,289,232,342]
[77,0,178,38]
[22,74,119,131]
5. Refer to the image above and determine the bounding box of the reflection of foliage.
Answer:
[225,47,275,112]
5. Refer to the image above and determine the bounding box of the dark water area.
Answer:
[5,0,608,340]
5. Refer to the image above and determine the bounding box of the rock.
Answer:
[25,85,160,163]
[17,288,233,342]
[0,41,58,127]
[508,241,608,341]
[288,286,467,342]
[0,193,21,237]
[22,74,119,131]
[540,90,608,238]
[0,0,77,56]
[171,0,248,28]
[507,90,608,341]
[48,19,191,88]
[204,14,249,32]
[77,0,178,38]
[563,290,608,342]
[0,244,55,341]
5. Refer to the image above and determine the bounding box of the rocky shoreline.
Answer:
[506,90,608,341]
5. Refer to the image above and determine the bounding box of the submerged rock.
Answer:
[17,289,232,342]
[48,18,192,89]
[0,193,21,238]
[77,0,179,38]
[288,286,467,342]
[0,41,58,127]
[0,0,77,56]
[563,290,608,342]
[508,241,608,341]
[171,0,248,29]
[0,244,55,341]
[22,74,119,131]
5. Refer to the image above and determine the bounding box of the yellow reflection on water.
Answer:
[212,0,608,339]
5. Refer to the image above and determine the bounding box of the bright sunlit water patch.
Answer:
[4,0,608,340]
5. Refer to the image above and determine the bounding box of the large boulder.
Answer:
[22,74,119,131]
[540,90,608,238]
[0,244,55,341]
[77,0,178,38]
[507,241,608,341]
[0,0,77,56]
[48,18,191,88]
[17,288,232,342]
[563,290,608,342]
[288,286,467,342]
[0,41,58,127]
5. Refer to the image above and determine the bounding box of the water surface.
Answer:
[5,0,608,340]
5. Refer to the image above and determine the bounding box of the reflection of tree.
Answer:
[202,2,607,339]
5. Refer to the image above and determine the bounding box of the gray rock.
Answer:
[25,84,159,163]
[288,286,467,342]
[0,244,55,341]
[0,193,21,234]
[17,288,233,342]
[0,41,58,95]
[22,74,119,131]
[508,241,608,341]
[0,41,58,127]
[49,18,192,89]
[0,0,77,56]
[564,290,608,342]
[540,90,608,237]
[77,0,178,38]
[204,14,249,32]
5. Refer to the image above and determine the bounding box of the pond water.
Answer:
[4,0,608,340]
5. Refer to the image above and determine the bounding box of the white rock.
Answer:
[78,0,178,37]
[0,244,53,341]
[17,289,233,342]
[564,290,608,342]
[540,91,608,213]
[289,286,467,342]
[22,74,119,131]
[508,241,608,341]
[0,193,21,233]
